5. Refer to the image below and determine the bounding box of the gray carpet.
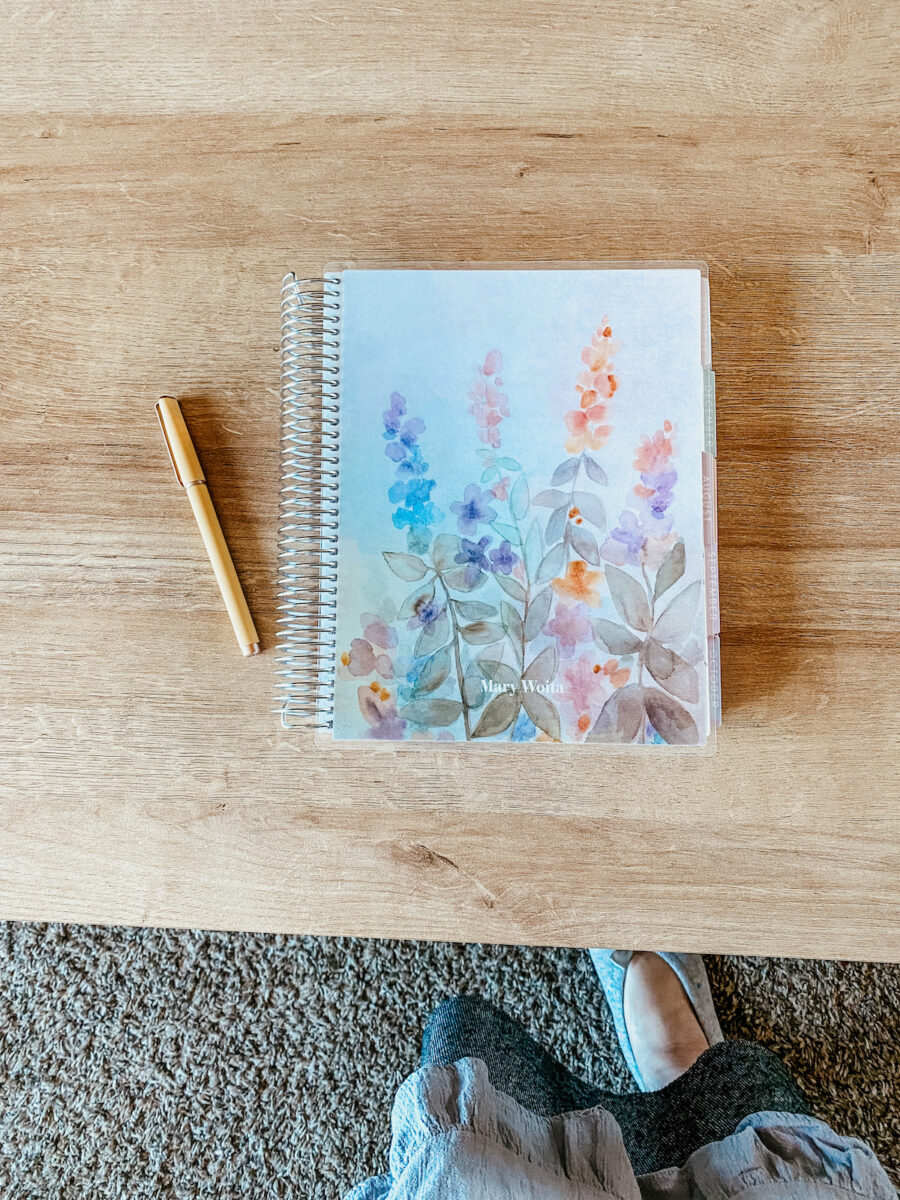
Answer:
[0,925,896,1198]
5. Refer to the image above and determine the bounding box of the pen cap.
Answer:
[156,396,205,487]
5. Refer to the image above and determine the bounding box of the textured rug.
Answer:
[0,924,896,1198]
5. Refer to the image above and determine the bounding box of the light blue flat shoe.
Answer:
[588,949,724,1091]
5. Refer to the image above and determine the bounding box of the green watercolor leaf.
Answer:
[472,691,519,738]
[533,488,568,508]
[413,645,452,695]
[459,620,504,645]
[455,600,498,620]
[523,643,558,684]
[383,551,428,581]
[463,661,489,709]
[477,658,520,688]
[521,690,561,740]
[497,456,521,470]
[653,541,686,601]
[481,466,500,484]
[431,534,461,571]
[495,573,527,603]
[492,521,522,546]
[572,491,606,532]
[643,687,699,745]
[501,601,524,649]
[398,697,463,727]
[586,684,645,744]
[536,541,566,584]
[510,473,530,521]
[567,523,601,565]
[524,519,543,577]
[652,580,701,646]
[524,586,553,642]
[605,565,652,632]
[397,580,435,620]
[591,618,644,656]
[443,566,486,592]
[551,456,580,486]
[545,504,568,546]
[582,456,608,486]
[414,608,449,657]
[644,637,699,704]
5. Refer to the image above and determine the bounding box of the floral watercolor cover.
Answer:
[331,268,713,746]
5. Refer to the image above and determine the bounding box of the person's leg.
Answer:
[421,994,601,1116]
[622,950,710,1089]
[422,965,810,1175]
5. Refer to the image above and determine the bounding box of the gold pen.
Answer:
[156,396,260,657]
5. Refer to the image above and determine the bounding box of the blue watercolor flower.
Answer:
[511,711,537,742]
[382,393,444,553]
[407,595,444,631]
[454,536,491,586]
[450,484,497,537]
[488,539,519,575]
[395,446,428,478]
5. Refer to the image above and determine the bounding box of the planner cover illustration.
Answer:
[278,266,719,748]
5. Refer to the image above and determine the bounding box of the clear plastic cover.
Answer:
[278,262,718,754]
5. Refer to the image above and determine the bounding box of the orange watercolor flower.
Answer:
[552,560,604,608]
[633,428,674,474]
[602,658,631,689]
[567,319,620,454]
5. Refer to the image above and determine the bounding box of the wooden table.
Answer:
[2,1,898,962]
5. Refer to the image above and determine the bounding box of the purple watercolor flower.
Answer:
[358,687,407,740]
[398,417,425,447]
[450,484,497,537]
[600,509,646,567]
[489,539,519,575]
[454,536,491,585]
[382,392,406,437]
[543,602,591,659]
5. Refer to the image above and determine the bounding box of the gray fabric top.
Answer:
[346,1058,896,1200]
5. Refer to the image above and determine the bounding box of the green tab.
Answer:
[703,368,717,456]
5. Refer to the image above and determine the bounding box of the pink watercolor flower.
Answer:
[490,474,511,501]
[469,351,510,448]
[633,422,674,475]
[560,652,632,740]
[360,612,398,650]
[482,349,502,377]
[339,637,392,680]
[543,601,592,659]
[560,652,606,715]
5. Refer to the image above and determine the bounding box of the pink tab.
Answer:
[702,451,719,637]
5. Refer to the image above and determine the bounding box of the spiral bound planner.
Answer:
[277,264,720,749]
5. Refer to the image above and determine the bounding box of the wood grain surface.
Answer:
[1,1,898,960]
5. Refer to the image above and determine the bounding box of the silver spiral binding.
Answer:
[276,272,342,728]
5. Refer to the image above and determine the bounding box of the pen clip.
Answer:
[156,399,185,487]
